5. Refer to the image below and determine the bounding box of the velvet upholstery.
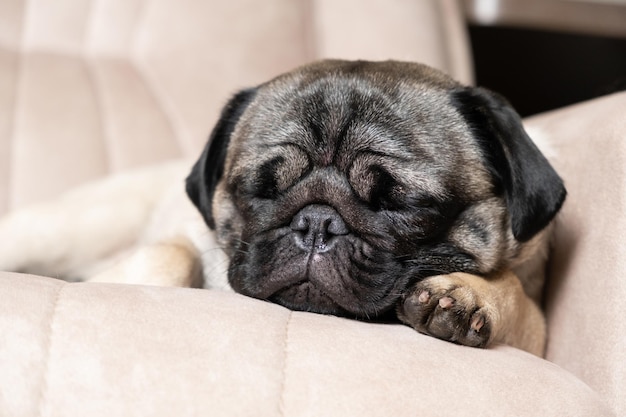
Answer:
[0,1,624,415]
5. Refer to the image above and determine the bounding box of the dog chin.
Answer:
[230,265,402,318]
[269,281,349,315]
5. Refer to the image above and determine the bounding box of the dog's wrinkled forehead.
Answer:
[226,61,491,200]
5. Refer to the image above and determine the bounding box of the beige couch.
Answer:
[0,1,624,416]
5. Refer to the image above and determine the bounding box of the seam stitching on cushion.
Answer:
[128,0,149,58]
[37,282,66,417]
[83,0,113,173]
[6,0,29,211]
[435,0,474,85]
[130,61,186,157]
[303,0,318,61]
[432,0,453,78]
[82,0,97,55]
[131,62,189,157]
[278,311,293,417]
[84,57,114,173]
[128,0,190,158]
[6,52,21,212]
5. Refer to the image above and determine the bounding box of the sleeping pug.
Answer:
[0,60,565,356]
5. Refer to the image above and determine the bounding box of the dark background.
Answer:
[468,25,626,117]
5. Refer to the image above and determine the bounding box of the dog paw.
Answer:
[396,273,494,348]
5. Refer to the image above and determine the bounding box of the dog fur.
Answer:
[0,60,565,356]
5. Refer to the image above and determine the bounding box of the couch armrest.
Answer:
[524,92,626,416]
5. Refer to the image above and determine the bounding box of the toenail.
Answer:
[438,296,455,309]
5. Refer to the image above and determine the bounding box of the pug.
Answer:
[0,60,565,356]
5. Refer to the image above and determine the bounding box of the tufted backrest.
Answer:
[0,0,471,214]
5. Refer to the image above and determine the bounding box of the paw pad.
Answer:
[397,277,492,348]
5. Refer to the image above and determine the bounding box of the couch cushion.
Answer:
[0,272,613,417]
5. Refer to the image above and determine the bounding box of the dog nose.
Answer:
[290,205,348,252]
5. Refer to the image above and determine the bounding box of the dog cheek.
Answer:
[212,189,244,253]
[447,198,507,273]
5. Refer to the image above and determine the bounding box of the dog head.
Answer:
[186,60,565,318]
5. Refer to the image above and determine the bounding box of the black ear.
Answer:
[186,88,258,229]
[451,87,566,242]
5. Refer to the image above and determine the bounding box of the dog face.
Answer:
[186,60,565,318]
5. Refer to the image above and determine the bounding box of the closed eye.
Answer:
[253,156,283,199]
[368,166,400,210]
[250,150,312,199]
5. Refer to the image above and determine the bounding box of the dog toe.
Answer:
[397,275,492,348]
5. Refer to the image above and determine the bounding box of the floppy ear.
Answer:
[185,88,258,229]
[451,87,566,242]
